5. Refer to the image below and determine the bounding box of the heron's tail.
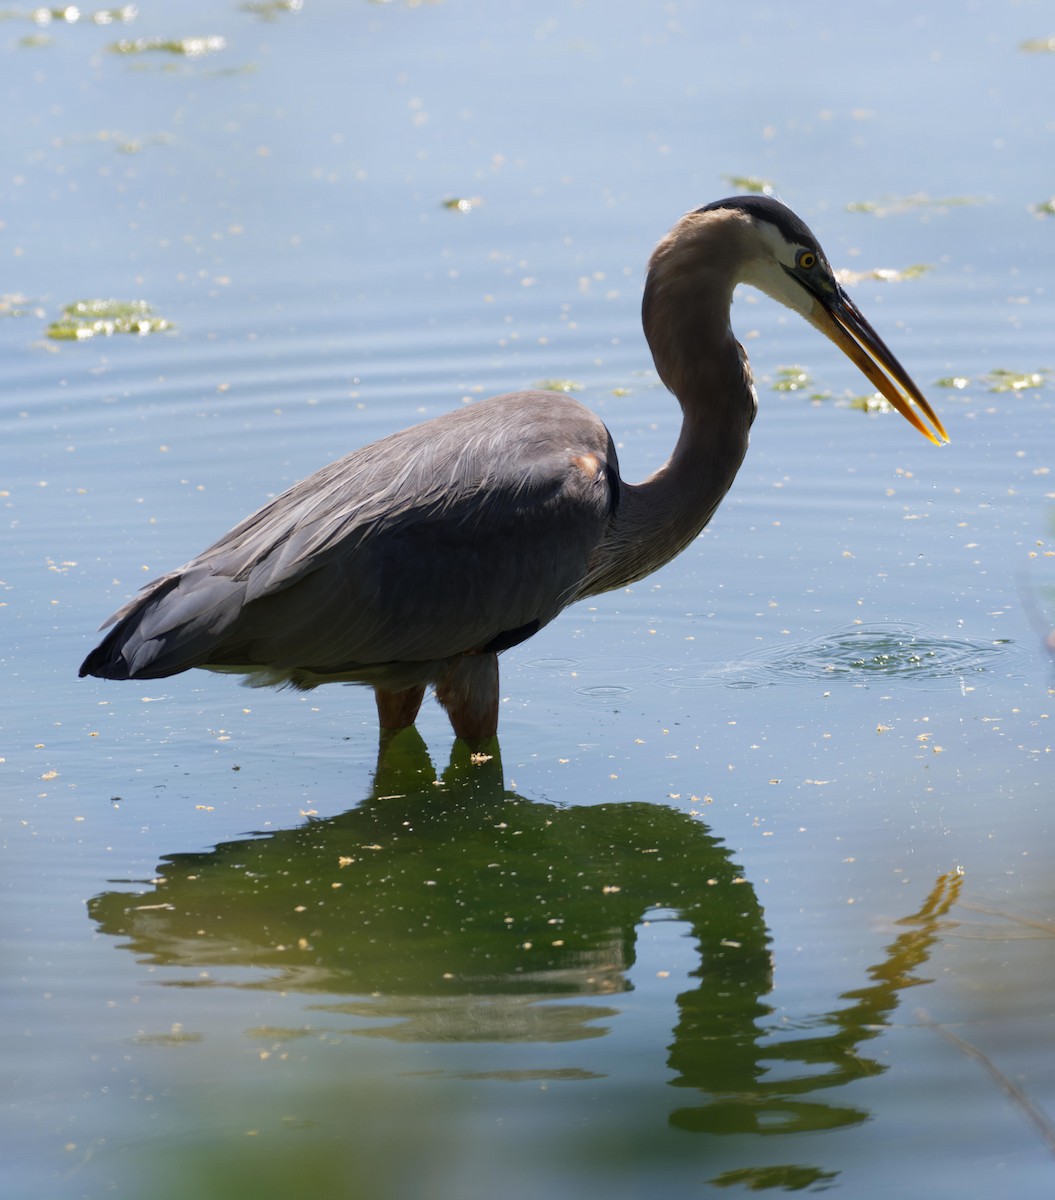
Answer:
[79,569,244,681]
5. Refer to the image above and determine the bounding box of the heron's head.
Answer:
[689,196,948,446]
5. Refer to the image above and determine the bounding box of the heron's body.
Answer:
[80,197,946,739]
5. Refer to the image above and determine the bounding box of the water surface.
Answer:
[3,2,1055,1197]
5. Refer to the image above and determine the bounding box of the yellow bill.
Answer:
[811,288,949,446]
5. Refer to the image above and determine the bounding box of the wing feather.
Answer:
[81,392,620,682]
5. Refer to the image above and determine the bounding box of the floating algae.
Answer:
[47,299,172,341]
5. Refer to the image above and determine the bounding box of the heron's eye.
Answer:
[797,250,817,270]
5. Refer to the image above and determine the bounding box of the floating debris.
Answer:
[535,378,584,394]
[721,174,775,196]
[14,5,138,24]
[847,194,984,217]
[109,34,225,57]
[47,299,172,340]
[983,368,1048,393]
[1,293,44,318]
[846,392,894,415]
[239,0,303,18]
[1019,35,1055,53]
[933,371,1046,394]
[111,133,166,154]
[442,196,482,213]
[836,263,933,285]
[131,1024,203,1046]
[50,128,172,154]
[711,1165,839,1193]
[771,365,814,393]
[1030,198,1055,218]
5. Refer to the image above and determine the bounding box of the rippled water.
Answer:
[4,2,1055,1198]
[659,622,1018,689]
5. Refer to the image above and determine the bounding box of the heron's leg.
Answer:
[374,684,426,731]
[435,653,499,740]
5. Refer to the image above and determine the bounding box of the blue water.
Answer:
[3,2,1055,1196]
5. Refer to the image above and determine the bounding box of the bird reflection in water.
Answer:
[89,734,961,1188]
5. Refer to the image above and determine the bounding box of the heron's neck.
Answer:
[580,287,754,597]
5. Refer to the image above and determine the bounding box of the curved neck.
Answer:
[579,243,755,597]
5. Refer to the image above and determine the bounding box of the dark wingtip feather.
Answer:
[79,626,136,679]
[78,573,209,682]
[77,654,98,679]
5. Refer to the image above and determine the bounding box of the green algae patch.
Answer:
[535,378,583,394]
[847,194,983,217]
[846,392,895,415]
[711,1165,838,1192]
[47,299,173,341]
[934,372,1048,394]
[239,0,304,18]
[836,263,933,285]
[721,174,775,195]
[442,196,482,213]
[1,293,43,319]
[108,34,225,57]
[2,5,137,24]
[771,365,815,394]
[984,368,1048,393]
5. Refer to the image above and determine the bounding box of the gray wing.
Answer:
[80,392,619,680]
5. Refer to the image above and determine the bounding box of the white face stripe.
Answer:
[735,212,823,319]
[751,216,802,270]
[739,251,816,319]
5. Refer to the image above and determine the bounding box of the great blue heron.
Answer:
[80,196,948,740]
